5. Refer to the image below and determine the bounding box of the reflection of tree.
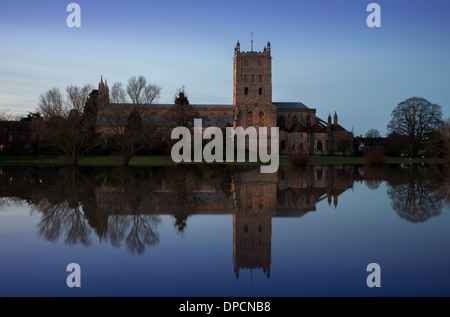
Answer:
[387,166,443,223]
[125,214,160,255]
[102,167,161,254]
[31,167,95,246]
[427,164,450,209]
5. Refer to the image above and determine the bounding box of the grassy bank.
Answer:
[0,155,448,167]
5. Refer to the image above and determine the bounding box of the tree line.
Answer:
[361,97,449,159]
[28,76,196,165]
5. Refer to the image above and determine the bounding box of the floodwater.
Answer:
[0,164,449,297]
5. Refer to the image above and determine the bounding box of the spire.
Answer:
[328,113,332,126]
[251,32,253,52]
[333,112,338,125]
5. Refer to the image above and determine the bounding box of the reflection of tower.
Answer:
[232,168,277,279]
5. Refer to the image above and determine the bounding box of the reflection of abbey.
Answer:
[97,41,354,155]
[0,165,355,279]
[2,164,447,278]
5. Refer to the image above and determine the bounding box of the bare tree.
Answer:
[38,88,65,119]
[0,109,17,121]
[126,75,161,106]
[110,82,127,104]
[108,109,156,166]
[104,76,161,164]
[387,97,442,156]
[38,86,99,165]
[66,84,93,112]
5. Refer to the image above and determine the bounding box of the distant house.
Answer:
[354,136,388,153]
[0,121,34,154]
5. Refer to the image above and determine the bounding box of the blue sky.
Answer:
[0,0,449,136]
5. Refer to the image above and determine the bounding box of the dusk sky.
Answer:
[1,0,449,136]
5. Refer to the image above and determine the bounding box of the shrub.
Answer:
[363,146,386,166]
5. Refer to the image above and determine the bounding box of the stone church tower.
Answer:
[233,41,277,130]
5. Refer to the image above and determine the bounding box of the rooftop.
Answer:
[273,102,309,110]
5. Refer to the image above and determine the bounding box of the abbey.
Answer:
[97,41,354,155]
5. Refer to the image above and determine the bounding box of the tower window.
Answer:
[251,75,255,82]
[258,111,264,124]
[258,195,264,209]
[244,75,248,82]
[317,140,323,151]
[259,75,262,83]
[258,59,262,67]
[248,111,253,123]
[244,87,248,95]
[258,87,263,95]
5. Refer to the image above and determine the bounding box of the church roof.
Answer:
[273,102,309,110]
[108,103,233,109]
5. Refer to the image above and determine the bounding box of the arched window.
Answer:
[244,75,248,82]
[277,116,286,130]
[251,75,255,82]
[258,195,264,209]
[317,140,323,151]
[244,87,248,95]
[299,142,304,150]
[292,116,299,129]
[247,195,253,209]
[248,111,253,123]
[306,116,312,128]
[317,169,323,180]
[259,75,262,82]
[258,87,263,95]
[258,111,264,124]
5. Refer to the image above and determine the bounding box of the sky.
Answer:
[0,0,449,136]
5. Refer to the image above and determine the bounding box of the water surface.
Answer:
[0,164,449,296]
